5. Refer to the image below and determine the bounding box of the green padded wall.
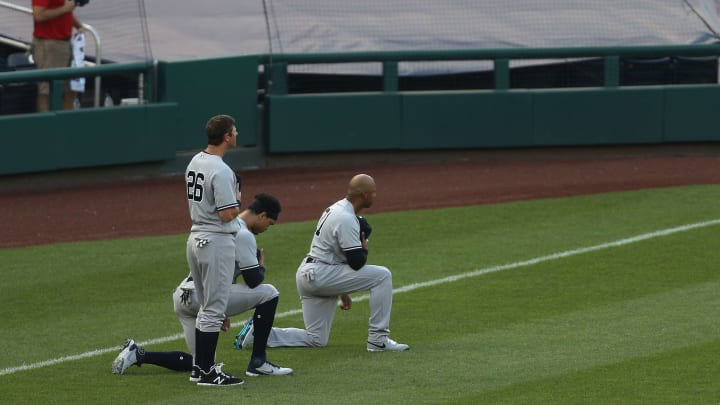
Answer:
[158,56,260,151]
[0,103,177,175]
[663,86,720,142]
[532,88,664,145]
[401,91,534,148]
[264,86,720,153]
[266,93,402,152]
[0,113,58,174]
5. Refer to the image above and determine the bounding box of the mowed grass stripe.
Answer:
[423,281,719,391]
[210,244,720,404]
[2,217,718,377]
[2,185,720,403]
[1,256,718,402]
[477,340,720,403]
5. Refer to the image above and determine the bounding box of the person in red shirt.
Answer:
[31,0,83,112]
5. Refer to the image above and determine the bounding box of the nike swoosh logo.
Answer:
[257,366,275,374]
[367,341,386,349]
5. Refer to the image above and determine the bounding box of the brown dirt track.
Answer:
[1,145,720,249]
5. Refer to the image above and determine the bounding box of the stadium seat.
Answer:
[6,51,35,71]
[1,52,37,115]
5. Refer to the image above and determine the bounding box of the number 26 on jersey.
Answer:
[187,171,205,202]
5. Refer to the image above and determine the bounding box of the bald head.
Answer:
[348,174,375,194]
[346,174,377,211]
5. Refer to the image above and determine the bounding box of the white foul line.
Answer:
[2,218,719,377]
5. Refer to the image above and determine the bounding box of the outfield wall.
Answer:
[266,85,720,152]
[1,46,719,176]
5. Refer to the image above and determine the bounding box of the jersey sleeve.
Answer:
[337,214,362,252]
[214,166,239,212]
[234,230,259,271]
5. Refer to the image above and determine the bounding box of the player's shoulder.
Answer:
[237,227,254,242]
[330,198,354,213]
[235,222,256,244]
[186,152,213,172]
[336,200,358,218]
[187,152,231,169]
[329,213,357,234]
[213,160,235,180]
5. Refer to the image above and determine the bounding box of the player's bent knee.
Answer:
[309,338,329,347]
[307,333,330,347]
[255,283,279,301]
[264,283,280,298]
[377,266,392,282]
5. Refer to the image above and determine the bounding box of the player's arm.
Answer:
[241,265,265,288]
[218,206,240,222]
[216,173,242,222]
[340,216,368,270]
[234,233,265,287]
[232,260,265,288]
[33,1,75,22]
[343,247,367,270]
[242,248,266,287]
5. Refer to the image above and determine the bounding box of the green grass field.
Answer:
[1,185,719,404]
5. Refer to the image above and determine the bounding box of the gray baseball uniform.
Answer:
[185,151,240,333]
[266,198,393,347]
[176,217,279,355]
[173,275,279,357]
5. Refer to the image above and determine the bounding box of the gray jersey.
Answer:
[307,198,361,264]
[185,151,240,234]
[234,218,259,272]
[265,198,394,348]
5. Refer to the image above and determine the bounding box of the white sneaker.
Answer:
[367,337,409,352]
[111,338,140,374]
[246,358,293,377]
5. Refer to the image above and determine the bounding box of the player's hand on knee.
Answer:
[339,294,352,310]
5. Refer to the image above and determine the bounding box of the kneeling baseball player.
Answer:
[112,193,293,381]
[235,174,409,352]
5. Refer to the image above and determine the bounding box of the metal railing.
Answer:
[0,0,103,107]
[261,44,720,94]
[0,61,155,111]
